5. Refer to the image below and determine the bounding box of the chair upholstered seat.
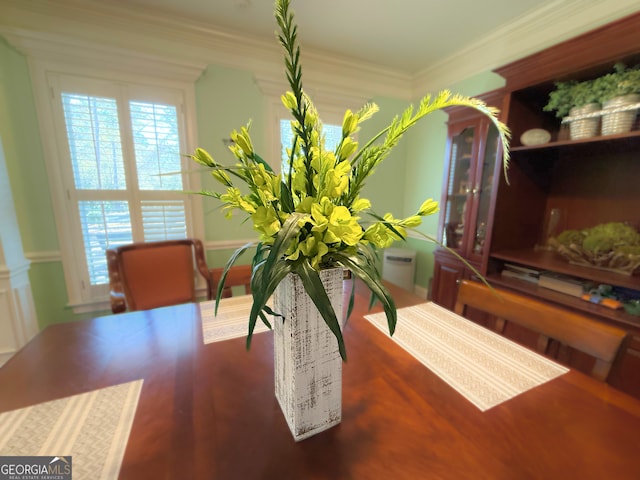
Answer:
[107,239,213,313]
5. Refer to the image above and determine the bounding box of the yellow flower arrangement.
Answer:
[191,0,510,360]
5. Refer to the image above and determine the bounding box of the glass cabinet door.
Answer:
[471,123,499,257]
[442,125,477,252]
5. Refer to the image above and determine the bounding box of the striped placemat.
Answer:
[365,302,569,411]
[200,295,272,344]
[0,379,143,479]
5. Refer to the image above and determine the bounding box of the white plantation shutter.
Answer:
[141,200,187,241]
[78,200,133,285]
[130,100,188,244]
[62,94,126,190]
[130,101,183,191]
[54,75,194,297]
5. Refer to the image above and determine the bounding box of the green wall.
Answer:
[0,41,57,254]
[195,65,265,247]
[0,33,507,325]
[357,96,409,217]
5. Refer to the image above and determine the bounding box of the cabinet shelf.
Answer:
[512,129,640,153]
[487,273,640,328]
[490,248,640,291]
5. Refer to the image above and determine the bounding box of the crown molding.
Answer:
[0,0,411,100]
[299,47,412,101]
[254,74,374,112]
[412,0,640,96]
[0,27,208,83]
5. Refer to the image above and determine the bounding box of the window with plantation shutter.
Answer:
[280,120,343,173]
[48,73,198,305]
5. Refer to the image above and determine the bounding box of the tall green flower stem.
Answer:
[190,0,510,360]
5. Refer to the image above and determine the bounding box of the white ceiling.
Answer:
[107,0,556,74]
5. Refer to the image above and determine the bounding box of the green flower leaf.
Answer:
[345,277,356,325]
[331,249,397,336]
[252,152,275,173]
[247,260,294,350]
[258,310,273,329]
[246,212,306,350]
[280,181,295,213]
[214,241,257,315]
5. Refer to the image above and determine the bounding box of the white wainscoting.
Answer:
[0,263,39,367]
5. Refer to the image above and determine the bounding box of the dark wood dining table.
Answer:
[2,280,640,479]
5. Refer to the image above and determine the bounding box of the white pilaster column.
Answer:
[0,138,39,366]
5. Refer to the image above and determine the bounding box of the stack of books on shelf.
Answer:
[500,264,540,284]
[500,264,593,298]
[537,272,592,297]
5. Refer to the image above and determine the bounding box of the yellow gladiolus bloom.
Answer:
[193,147,216,167]
[220,187,257,217]
[231,126,254,156]
[418,198,439,216]
[211,169,232,187]
[281,91,297,110]
[298,233,329,270]
[310,200,330,234]
[382,213,407,239]
[324,205,363,246]
[363,223,395,249]
[351,197,371,213]
[400,215,422,228]
[336,137,358,161]
[251,206,282,240]
[342,110,357,137]
[296,196,315,214]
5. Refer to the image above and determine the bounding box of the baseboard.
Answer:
[413,285,429,300]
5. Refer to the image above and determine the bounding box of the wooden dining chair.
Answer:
[209,264,252,299]
[107,239,213,313]
[454,279,629,382]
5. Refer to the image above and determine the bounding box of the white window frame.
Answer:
[260,78,369,175]
[28,58,204,313]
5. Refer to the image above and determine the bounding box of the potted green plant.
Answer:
[543,78,601,139]
[593,63,640,135]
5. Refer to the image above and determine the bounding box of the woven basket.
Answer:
[567,103,601,140]
[601,94,640,135]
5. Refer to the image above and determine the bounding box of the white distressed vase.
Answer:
[273,267,343,441]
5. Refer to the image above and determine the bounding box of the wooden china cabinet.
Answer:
[432,12,640,398]
[431,90,505,310]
